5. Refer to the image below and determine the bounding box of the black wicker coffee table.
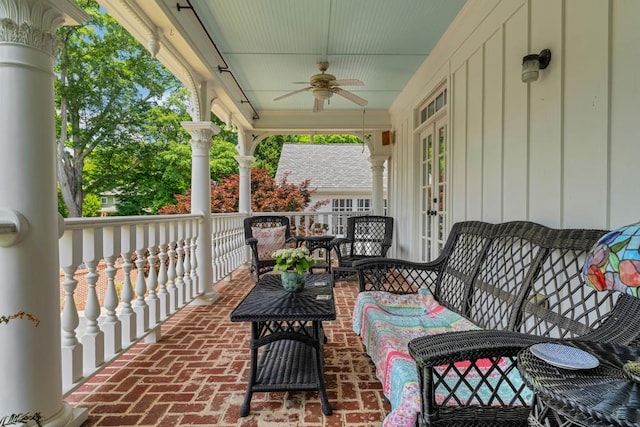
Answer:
[230,273,335,417]
[518,340,640,427]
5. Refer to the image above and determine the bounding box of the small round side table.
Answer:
[518,340,640,427]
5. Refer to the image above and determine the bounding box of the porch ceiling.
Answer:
[99,0,466,131]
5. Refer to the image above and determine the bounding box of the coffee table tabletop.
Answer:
[230,273,335,322]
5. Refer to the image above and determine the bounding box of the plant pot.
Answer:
[281,270,304,292]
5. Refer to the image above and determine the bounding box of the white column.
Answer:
[369,155,388,215]
[0,1,87,425]
[235,155,255,214]
[181,122,219,300]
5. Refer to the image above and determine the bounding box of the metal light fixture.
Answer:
[521,49,551,83]
[313,88,333,101]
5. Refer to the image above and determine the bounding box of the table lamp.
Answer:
[583,221,640,381]
[583,221,640,297]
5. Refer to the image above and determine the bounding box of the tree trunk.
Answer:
[56,34,83,217]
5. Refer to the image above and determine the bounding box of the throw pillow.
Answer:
[252,225,287,260]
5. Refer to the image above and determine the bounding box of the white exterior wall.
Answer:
[389,0,640,260]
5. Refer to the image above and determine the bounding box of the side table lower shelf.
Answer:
[241,337,332,417]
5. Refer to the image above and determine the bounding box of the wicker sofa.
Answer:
[352,220,640,427]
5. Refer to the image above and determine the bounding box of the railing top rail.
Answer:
[64,213,204,230]
[251,211,373,217]
[210,212,248,218]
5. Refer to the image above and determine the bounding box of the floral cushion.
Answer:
[353,289,529,427]
[252,225,287,259]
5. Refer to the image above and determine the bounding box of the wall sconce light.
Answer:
[521,49,551,83]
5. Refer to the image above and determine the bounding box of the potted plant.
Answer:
[272,247,315,292]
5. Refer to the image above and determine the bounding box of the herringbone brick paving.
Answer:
[65,267,389,426]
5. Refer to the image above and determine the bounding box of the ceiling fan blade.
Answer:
[333,88,368,107]
[332,79,364,86]
[313,98,324,113]
[274,87,311,101]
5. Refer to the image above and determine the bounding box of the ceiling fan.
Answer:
[274,62,368,112]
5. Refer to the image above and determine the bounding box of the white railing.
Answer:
[58,209,370,395]
[59,214,202,394]
[211,213,247,282]
[253,210,373,237]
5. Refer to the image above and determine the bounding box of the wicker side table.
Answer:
[230,273,335,417]
[518,341,640,427]
[301,235,335,274]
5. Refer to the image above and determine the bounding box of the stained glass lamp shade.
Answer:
[583,222,640,297]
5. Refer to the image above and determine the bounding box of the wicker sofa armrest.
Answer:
[408,330,551,427]
[408,330,548,367]
[352,257,445,294]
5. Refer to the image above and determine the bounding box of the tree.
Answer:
[55,0,184,217]
[158,167,318,214]
[82,193,102,217]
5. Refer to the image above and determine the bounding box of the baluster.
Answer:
[82,259,104,370]
[61,265,83,389]
[102,226,122,357]
[182,235,192,301]
[175,239,186,307]
[190,219,199,296]
[167,241,177,313]
[221,218,229,278]
[133,248,149,337]
[119,250,136,345]
[157,243,169,320]
[102,254,121,357]
[146,245,159,327]
[211,217,220,282]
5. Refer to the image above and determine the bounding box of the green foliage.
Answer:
[253,135,297,176]
[211,139,239,181]
[57,185,69,218]
[296,134,362,144]
[55,0,186,217]
[272,247,315,274]
[82,193,102,217]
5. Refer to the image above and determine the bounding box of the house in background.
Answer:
[98,190,119,216]
[275,143,387,213]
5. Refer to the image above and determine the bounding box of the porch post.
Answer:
[369,155,388,215]
[182,122,220,300]
[0,0,87,425]
[235,155,255,214]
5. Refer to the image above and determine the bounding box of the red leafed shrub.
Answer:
[158,167,324,214]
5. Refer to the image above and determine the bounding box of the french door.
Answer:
[420,115,448,262]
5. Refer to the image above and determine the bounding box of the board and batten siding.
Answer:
[388,0,640,261]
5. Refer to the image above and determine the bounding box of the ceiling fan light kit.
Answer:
[313,88,333,101]
[274,61,367,111]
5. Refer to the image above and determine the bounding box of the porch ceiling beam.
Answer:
[253,110,391,133]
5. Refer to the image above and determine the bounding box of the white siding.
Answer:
[389,0,640,259]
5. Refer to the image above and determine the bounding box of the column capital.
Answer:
[0,0,87,55]
[181,121,220,151]
[369,155,388,169]
[234,155,256,168]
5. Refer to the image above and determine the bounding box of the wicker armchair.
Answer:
[243,216,299,281]
[331,215,393,281]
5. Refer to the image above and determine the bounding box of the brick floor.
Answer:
[66,267,390,426]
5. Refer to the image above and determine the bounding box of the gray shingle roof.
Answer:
[275,144,374,189]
